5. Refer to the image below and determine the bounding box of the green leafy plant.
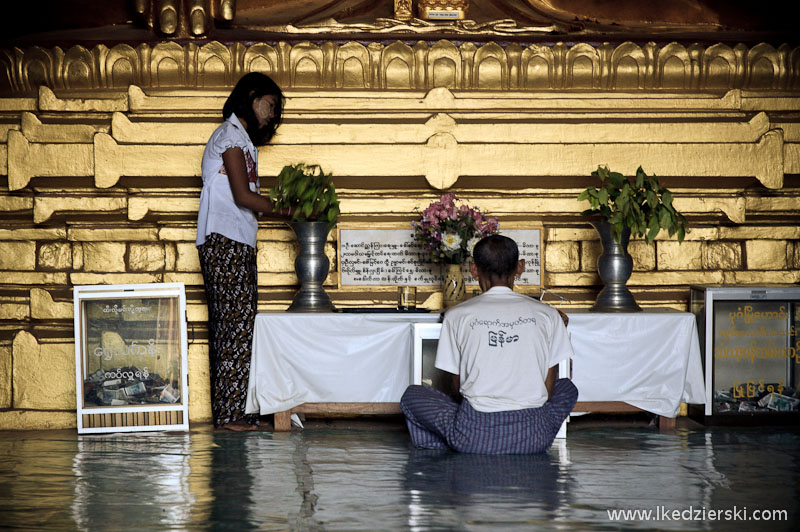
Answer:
[578,165,688,246]
[269,163,340,230]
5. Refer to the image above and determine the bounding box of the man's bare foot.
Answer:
[219,420,258,432]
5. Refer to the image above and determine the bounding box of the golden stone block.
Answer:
[628,241,656,272]
[657,241,703,271]
[703,242,742,270]
[94,133,203,188]
[0,411,76,430]
[6,131,94,191]
[258,272,304,287]
[0,144,7,175]
[256,241,298,273]
[0,345,9,408]
[651,227,719,242]
[188,343,211,423]
[111,112,215,144]
[0,122,19,142]
[30,289,73,320]
[68,228,159,241]
[21,112,108,143]
[629,271,725,285]
[580,240,601,272]
[544,241,579,273]
[129,243,166,271]
[793,242,800,269]
[128,196,199,221]
[257,227,298,242]
[127,85,226,113]
[81,242,126,272]
[2,272,68,285]
[38,242,72,271]
[175,243,201,272]
[38,86,127,112]
[745,240,789,270]
[165,243,176,271]
[0,98,36,111]
[723,271,800,284]
[0,228,66,241]
[785,143,800,174]
[675,196,746,224]
[545,272,600,287]
[747,195,800,214]
[34,196,126,224]
[0,301,28,320]
[719,226,800,240]
[163,272,204,285]
[550,227,596,242]
[72,244,83,270]
[13,332,75,410]
[0,241,36,270]
[70,273,161,285]
[159,228,197,241]
[187,303,208,323]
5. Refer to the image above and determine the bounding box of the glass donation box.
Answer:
[73,283,189,434]
[691,286,800,419]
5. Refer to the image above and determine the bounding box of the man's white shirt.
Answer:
[435,286,574,412]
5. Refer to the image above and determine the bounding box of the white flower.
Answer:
[442,232,461,252]
[467,236,481,255]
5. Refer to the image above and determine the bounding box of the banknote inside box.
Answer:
[79,297,183,408]
[691,286,800,418]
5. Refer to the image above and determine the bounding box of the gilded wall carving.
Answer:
[2,40,798,94]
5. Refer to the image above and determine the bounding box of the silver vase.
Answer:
[591,221,642,312]
[288,221,335,312]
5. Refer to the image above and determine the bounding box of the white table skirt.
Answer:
[246,312,440,416]
[567,310,706,417]
[246,309,706,418]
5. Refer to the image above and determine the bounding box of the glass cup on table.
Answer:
[397,286,416,311]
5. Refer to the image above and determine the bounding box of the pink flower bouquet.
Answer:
[412,193,499,264]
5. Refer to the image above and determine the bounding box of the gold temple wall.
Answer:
[1,39,799,430]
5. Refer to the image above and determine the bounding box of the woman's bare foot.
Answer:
[219,420,258,432]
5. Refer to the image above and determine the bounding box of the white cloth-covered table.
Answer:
[246,312,440,416]
[567,310,705,417]
[246,309,705,419]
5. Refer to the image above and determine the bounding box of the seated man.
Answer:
[400,235,578,454]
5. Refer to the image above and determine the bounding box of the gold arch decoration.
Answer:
[2,40,799,94]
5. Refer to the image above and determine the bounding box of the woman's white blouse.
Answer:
[196,113,260,248]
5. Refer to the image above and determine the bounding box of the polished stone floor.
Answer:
[0,417,798,531]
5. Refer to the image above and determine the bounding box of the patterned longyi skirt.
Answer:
[198,232,260,427]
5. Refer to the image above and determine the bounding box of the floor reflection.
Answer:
[404,448,567,530]
[70,432,197,531]
[0,424,798,531]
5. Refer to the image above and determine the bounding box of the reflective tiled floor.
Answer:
[1,418,798,531]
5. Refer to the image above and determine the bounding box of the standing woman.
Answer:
[197,73,292,431]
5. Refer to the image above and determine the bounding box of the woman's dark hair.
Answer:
[222,72,284,146]
[473,235,519,278]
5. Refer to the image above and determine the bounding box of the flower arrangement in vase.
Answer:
[413,193,499,307]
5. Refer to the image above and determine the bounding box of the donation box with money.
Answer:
[691,286,800,419]
[74,283,189,434]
